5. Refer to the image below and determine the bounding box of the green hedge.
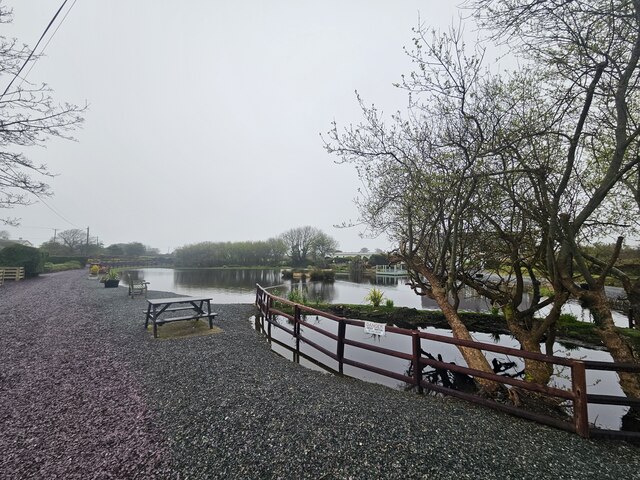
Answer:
[0,244,45,278]
[44,261,83,272]
[48,256,88,266]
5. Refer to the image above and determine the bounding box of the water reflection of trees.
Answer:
[289,279,337,304]
[420,286,495,312]
[173,269,282,289]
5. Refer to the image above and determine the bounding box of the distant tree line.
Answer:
[174,226,340,268]
[39,229,159,257]
[17,226,342,269]
[104,242,159,257]
[175,238,287,267]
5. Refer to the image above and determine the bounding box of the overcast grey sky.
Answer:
[4,1,464,252]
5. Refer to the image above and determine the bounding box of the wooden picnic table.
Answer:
[144,296,217,338]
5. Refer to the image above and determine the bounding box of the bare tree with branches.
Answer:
[0,3,85,225]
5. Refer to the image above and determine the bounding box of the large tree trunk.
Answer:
[582,289,640,400]
[419,268,499,393]
[627,278,640,331]
[557,240,640,419]
[502,305,553,385]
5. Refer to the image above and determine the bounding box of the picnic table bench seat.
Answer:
[151,313,218,325]
[142,306,212,314]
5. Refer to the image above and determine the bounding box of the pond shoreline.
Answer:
[123,266,637,351]
[323,304,639,352]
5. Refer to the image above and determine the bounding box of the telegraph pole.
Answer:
[86,226,90,254]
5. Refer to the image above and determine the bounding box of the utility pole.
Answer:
[86,226,90,255]
[53,229,57,243]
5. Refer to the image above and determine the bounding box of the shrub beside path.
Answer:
[1,269,640,479]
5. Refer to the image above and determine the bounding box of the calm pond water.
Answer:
[125,268,635,432]
[126,267,629,327]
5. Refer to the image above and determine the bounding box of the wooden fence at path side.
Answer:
[255,283,640,442]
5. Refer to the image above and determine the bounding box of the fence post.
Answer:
[294,304,301,355]
[337,319,346,375]
[571,361,589,438]
[412,332,423,394]
[266,297,272,337]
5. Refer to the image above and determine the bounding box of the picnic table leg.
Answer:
[190,300,204,323]
[207,300,213,329]
[152,304,158,338]
[144,303,152,329]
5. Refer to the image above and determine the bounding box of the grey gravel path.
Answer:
[2,270,640,479]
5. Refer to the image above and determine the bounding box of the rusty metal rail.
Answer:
[256,284,640,440]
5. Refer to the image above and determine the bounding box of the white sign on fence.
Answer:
[364,321,386,337]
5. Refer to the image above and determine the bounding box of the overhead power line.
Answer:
[4,163,80,228]
[12,225,61,230]
[32,192,80,228]
[20,0,78,86]
[0,0,71,100]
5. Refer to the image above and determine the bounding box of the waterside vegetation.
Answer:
[325,0,640,408]
[314,303,640,353]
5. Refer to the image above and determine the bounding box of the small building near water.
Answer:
[375,263,408,276]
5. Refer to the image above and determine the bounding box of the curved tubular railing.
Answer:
[255,284,640,440]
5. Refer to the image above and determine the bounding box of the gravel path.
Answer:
[2,270,640,479]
